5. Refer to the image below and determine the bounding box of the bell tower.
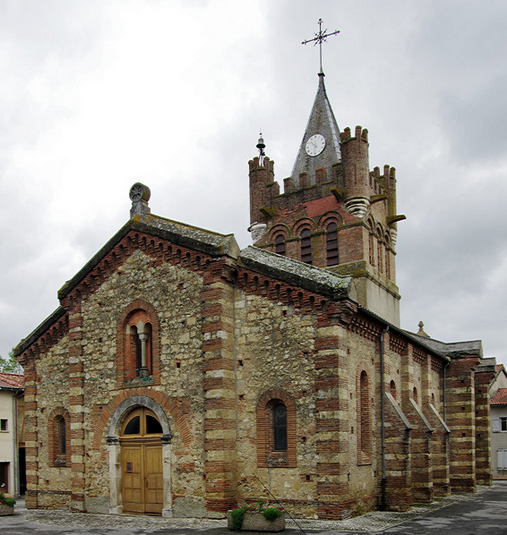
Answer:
[248,37,405,325]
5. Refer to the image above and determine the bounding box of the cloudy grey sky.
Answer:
[1,0,506,367]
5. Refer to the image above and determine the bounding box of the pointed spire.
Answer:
[290,74,341,188]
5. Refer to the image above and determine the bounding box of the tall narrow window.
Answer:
[57,416,66,455]
[368,227,375,267]
[326,222,339,266]
[274,234,286,256]
[358,370,372,463]
[257,391,296,467]
[273,402,287,451]
[384,246,390,278]
[49,409,70,467]
[118,301,161,387]
[498,449,507,471]
[390,380,397,400]
[300,229,312,264]
[377,238,383,274]
[125,314,152,380]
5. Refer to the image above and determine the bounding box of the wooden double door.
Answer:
[120,408,164,515]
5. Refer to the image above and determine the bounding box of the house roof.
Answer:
[0,372,24,390]
[491,387,507,406]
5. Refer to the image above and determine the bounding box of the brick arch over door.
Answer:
[256,388,297,467]
[107,395,172,440]
[91,389,192,450]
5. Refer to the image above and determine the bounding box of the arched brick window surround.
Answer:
[107,396,172,439]
[48,407,71,467]
[256,389,297,468]
[268,224,291,242]
[117,300,161,387]
[357,369,372,465]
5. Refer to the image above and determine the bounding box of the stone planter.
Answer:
[227,510,286,532]
[0,503,15,516]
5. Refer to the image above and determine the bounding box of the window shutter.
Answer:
[493,418,500,432]
[498,449,507,471]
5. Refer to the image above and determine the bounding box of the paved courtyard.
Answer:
[2,482,507,534]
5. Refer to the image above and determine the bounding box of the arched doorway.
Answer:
[120,407,164,515]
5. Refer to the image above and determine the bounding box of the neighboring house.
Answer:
[14,70,494,519]
[490,364,507,479]
[0,372,24,497]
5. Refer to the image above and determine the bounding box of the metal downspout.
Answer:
[380,325,389,510]
[443,357,450,423]
[13,390,22,497]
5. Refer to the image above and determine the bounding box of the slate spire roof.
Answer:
[290,73,341,188]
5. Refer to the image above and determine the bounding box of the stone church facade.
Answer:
[15,72,493,519]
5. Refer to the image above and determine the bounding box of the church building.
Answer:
[15,66,494,519]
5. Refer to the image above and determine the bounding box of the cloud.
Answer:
[1,0,506,369]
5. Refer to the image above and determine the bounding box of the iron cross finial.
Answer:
[302,18,340,75]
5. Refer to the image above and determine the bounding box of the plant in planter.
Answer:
[228,500,285,532]
[0,491,16,516]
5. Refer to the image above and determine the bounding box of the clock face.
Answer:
[305,133,326,157]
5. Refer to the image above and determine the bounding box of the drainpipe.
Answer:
[380,324,389,510]
[13,389,23,497]
[443,356,450,423]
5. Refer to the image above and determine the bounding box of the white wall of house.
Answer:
[0,390,17,496]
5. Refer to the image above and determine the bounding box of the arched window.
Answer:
[368,222,375,267]
[49,408,70,467]
[377,235,383,274]
[413,387,418,404]
[127,319,152,379]
[57,416,66,455]
[274,234,286,256]
[256,390,296,467]
[384,234,391,278]
[358,370,372,464]
[390,380,397,400]
[273,402,287,451]
[117,302,161,386]
[326,222,339,266]
[300,229,312,264]
[121,407,163,437]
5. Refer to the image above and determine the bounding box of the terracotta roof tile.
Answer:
[0,372,24,389]
[491,388,507,406]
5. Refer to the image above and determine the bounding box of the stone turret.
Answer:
[340,126,371,219]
